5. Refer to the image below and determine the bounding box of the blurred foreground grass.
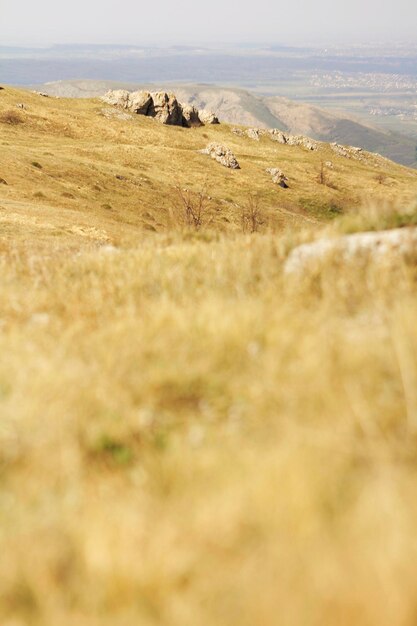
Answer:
[1,227,417,626]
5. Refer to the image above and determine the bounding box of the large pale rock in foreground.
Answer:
[200,143,240,169]
[101,89,219,127]
[284,227,417,275]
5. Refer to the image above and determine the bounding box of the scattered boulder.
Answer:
[102,89,131,108]
[330,143,349,158]
[0,177,8,185]
[266,168,289,188]
[32,91,49,97]
[246,128,262,141]
[102,89,219,128]
[269,129,287,144]
[199,109,220,125]
[330,143,366,161]
[284,227,417,275]
[200,143,240,169]
[231,128,265,140]
[233,126,319,151]
[286,135,318,151]
[231,128,246,137]
[182,104,203,127]
[16,103,26,110]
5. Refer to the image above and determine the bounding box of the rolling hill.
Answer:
[31,79,417,168]
[1,84,417,253]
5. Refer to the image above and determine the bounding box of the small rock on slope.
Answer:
[200,143,240,169]
[266,168,289,188]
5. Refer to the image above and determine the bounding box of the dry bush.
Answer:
[241,194,266,233]
[317,161,338,189]
[0,109,24,125]
[171,184,213,230]
[317,161,327,185]
[375,172,388,184]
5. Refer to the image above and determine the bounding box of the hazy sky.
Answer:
[1,0,417,46]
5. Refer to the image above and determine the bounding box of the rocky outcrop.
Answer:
[129,91,153,114]
[230,123,373,160]
[269,129,287,144]
[102,89,130,108]
[102,89,219,127]
[247,128,262,141]
[231,126,319,151]
[266,168,289,188]
[182,104,203,127]
[285,135,318,151]
[284,227,417,275]
[199,143,240,169]
[330,143,366,161]
[148,91,183,125]
[232,127,263,140]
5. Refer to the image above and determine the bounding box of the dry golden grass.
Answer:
[1,85,417,250]
[1,234,417,626]
[1,87,417,626]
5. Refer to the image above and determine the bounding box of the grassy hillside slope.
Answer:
[32,79,417,167]
[2,86,417,626]
[2,86,417,252]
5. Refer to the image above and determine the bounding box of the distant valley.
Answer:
[3,43,417,167]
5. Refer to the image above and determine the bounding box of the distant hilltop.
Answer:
[102,89,219,128]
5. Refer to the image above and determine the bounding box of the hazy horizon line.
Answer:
[2,38,417,51]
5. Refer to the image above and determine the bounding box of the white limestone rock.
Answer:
[284,227,417,275]
[200,143,240,169]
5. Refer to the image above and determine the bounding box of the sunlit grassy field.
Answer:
[1,85,417,240]
[2,87,417,625]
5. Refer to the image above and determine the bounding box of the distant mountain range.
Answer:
[30,79,417,167]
